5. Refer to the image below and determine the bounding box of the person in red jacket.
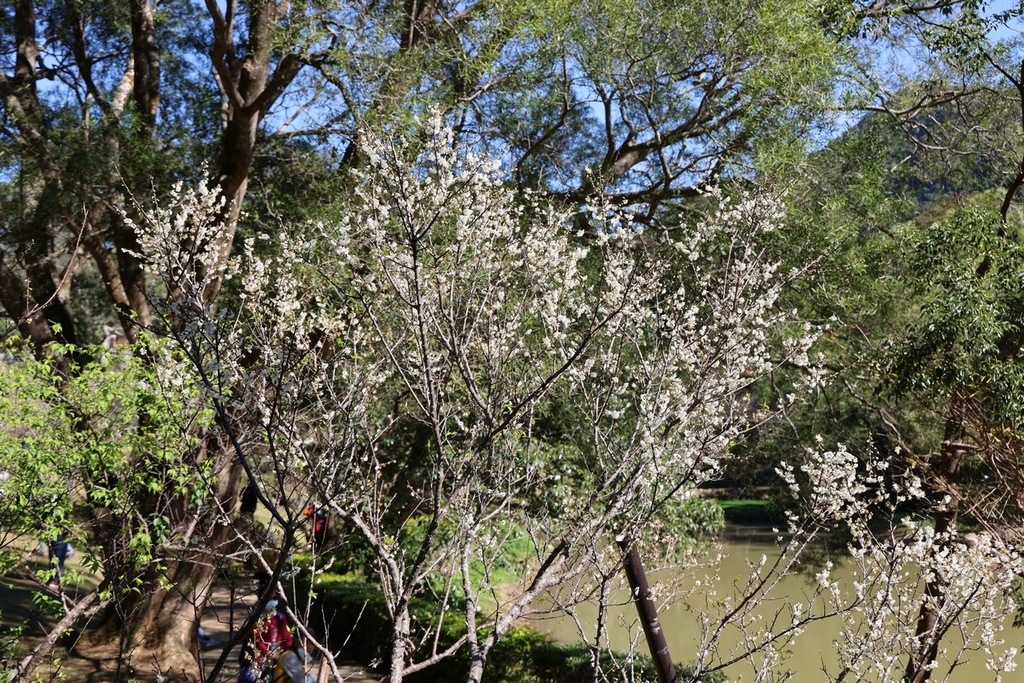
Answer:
[238,597,294,683]
[302,506,330,551]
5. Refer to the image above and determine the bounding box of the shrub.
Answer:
[302,573,724,682]
[301,573,393,664]
[527,638,725,683]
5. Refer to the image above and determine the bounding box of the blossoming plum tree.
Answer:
[128,117,1024,683]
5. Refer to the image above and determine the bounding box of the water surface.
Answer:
[533,527,1024,682]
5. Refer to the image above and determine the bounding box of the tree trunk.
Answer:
[390,604,412,683]
[903,397,965,683]
[466,649,487,683]
[84,443,245,682]
[77,3,305,675]
[618,535,677,683]
[1,4,302,679]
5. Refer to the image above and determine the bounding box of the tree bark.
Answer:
[0,254,62,350]
[86,444,247,682]
[12,590,111,682]
[75,2,305,675]
[903,397,965,683]
[204,0,303,303]
[390,603,412,683]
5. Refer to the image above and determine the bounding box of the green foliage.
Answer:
[0,616,25,683]
[884,206,1024,419]
[301,572,472,668]
[1011,578,1024,628]
[525,639,726,683]
[0,340,213,573]
[737,96,1021,481]
[4,1,1024,679]
[303,573,724,683]
[637,495,726,562]
[301,573,395,664]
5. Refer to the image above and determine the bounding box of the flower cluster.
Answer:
[122,173,229,307]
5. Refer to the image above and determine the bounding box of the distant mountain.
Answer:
[827,103,1012,217]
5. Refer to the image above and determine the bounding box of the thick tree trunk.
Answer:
[903,397,965,683]
[78,3,305,675]
[85,444,245,682]
[0,254,64,352]
[87,559,218,681]
[3,5,301,679]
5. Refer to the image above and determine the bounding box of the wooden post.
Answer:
[617,534,677,683]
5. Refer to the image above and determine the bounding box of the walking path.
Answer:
[198,578,382,683]
[0,558,381,683]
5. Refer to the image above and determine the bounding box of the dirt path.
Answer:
[197,579,381,683]
[0,559,380,683]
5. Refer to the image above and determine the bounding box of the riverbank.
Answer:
[718,498,781,526]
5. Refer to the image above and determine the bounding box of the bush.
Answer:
[301,573,468,666]
[526,638,725,683]
[302,574,724,683]
[299,573,386,663]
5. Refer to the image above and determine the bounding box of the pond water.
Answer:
[531,527,1024,682]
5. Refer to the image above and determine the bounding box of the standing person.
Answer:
[302,506,330,551]
[238,597,294,683]
[311,510,329,552]
[47,535,71,589]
